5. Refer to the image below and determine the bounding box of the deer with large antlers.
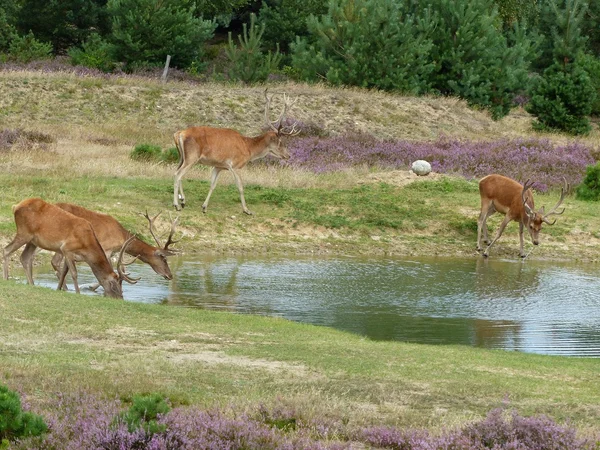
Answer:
[172,90,300,215]
[2,198,132,298]
[476,174,568,258]
[50,203,178,284]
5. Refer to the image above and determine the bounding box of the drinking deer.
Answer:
[2,198,130,298]
[476,174,568,257]
[50,203,178,283]
[172,90,299,215]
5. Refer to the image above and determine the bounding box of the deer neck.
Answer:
[248,133,275,161]
[124,235,155,263]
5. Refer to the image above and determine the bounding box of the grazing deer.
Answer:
[476,174,568,257]
[50,203,178,283]
[2,198,131,298]
[172,90,300,215]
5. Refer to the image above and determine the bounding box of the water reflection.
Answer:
[25,255,600,357]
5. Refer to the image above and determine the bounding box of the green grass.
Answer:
[1,281,600,431]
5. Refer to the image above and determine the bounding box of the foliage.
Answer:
[118,394,171,435]
[493,0,539,29]
[0,6,16,52]
[226,13,282,84]
[576,162,600,201]
[162,146,180,164]
[291,0,434,95]
[526,61,596,135]
[16,0,110,53]
[258,0,327,55]
[68,33,116,72]
[579,53,600,115]
[107,0,216,71]
[130,143,162,161]
[280,133,594,191]
[417,0,533,119]
[8,391,598,450]
[6,31,52,63]
[0,384,47,442]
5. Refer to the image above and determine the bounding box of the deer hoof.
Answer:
[243,209,253,216]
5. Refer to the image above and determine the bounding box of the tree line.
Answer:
[0,0,598,135]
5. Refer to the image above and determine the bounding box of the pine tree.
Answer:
[291,0,435,95]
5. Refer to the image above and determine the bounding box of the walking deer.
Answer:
[476,174,568,257]
[50,203,178,283]
[2,198,131,298]
[172,90,300,215]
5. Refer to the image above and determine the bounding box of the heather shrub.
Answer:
[0,384,47,442]
[0,128,55,151]
[130,143,162,162]
[576,162,600,201]
[118,393,171,435]
[284,134,594,191]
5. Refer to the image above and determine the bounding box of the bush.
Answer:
[68,33,116,72]
[226,13,282,84]
[161,146,180,164]
[576,162,600,201]
[0,384,47,442]
[6,31,52,63]
[527,61,596,135]
[118,393,171,435]
[579,53,600,116]
[130,143,162,162]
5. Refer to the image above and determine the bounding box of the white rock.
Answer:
[411,160,432,176]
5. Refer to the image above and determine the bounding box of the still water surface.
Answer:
[28,255,600,357]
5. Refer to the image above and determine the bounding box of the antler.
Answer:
[117,235,141,285]
[142,210,180,253]
[521,179,535,219]
[264,89,300,136]
[541,177,569,225]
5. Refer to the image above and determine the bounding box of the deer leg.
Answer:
[202,167,223,213]
[518,222,526,258]
[173,162,194,211]
[477,201,494,251]
[483,215,511,257]
[52,253,70,290]
[229,168,252,215]
[20,243,37,285]
[57,260,69,291]
[3,235,29,280]
[64,257,80,294]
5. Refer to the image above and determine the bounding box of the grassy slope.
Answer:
[0,70,599,434]
[1,282,600,431]
[0,70,599,260]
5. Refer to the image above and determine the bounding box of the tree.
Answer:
[258,0,327,54]
[416,0,533,119]
[107,0,216,70]
[16,0,110,53]
[291,0,435,95]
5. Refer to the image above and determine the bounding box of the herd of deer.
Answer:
[1,91,569,299]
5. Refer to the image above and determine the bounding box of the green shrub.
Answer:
[68,33,116,72]
[579,53,600,116]
[226,13,282,84]
[130,144,162,162]
[161,147,180,164]
[119,394,171,435]
[527,61,596,135]
[0,384,47,442]
[576,162,600,201]
[7,31,52,63]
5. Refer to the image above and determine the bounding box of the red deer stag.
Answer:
[476,174,568,257]
[2,198,132,298]
[172,90,299,215]
[50,203,178,283]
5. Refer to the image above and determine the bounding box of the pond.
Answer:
[26,254,600,357]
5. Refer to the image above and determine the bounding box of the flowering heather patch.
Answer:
[283,133,595,191]
[12,392,599,450]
